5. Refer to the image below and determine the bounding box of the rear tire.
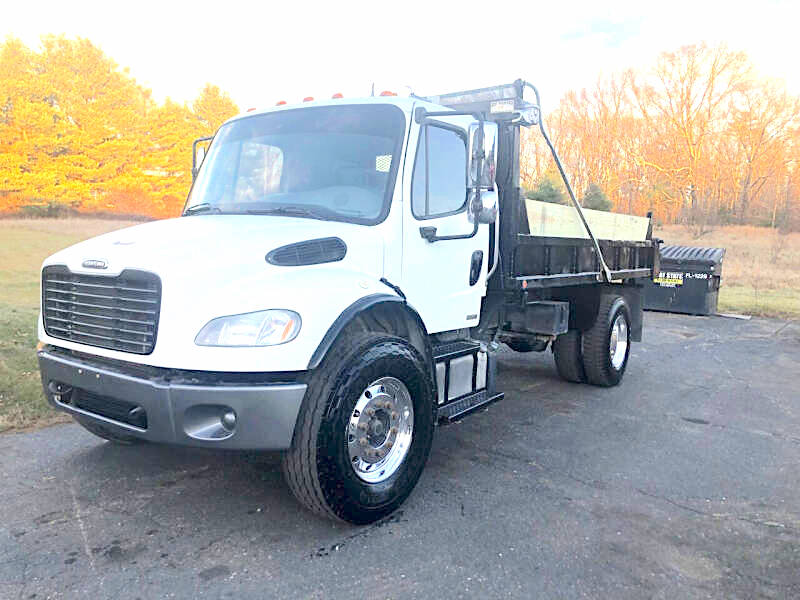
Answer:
[73,415,143,445]
[282,332,435,524]
[582,295,631,387]
[552,330,586,383]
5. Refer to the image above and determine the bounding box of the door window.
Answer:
[411,125,467,219]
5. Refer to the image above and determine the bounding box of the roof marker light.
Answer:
[276,100,287,106]
[331,93,343,99]
[246,107,257,112]
[380,90,397,97]
[303,96,314,102]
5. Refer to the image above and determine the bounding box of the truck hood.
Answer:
[40,215,393,371]
[43,215,385,282]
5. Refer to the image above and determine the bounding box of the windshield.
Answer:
[185,104,406,224]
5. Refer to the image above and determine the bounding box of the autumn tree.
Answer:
[729,79,798,224]
[520,43,799,227]
[193,84,239,137]
[0,37,239,217]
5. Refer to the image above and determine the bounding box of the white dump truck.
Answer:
[37,81,660,524]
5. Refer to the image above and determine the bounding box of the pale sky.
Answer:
[3,0,798,112]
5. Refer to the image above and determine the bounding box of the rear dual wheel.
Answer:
[552,295,631,387]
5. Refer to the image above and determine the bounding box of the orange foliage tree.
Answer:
[522,44,800,227]
[0,36,239,218]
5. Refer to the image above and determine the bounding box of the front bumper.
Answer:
[38,350,307,450]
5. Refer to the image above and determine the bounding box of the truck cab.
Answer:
[37,82,659,524]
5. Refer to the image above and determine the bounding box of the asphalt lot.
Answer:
[1,311,799,599]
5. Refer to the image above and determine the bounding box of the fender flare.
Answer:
[307,294,432,370]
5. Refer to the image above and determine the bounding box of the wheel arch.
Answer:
[307,294,434,374]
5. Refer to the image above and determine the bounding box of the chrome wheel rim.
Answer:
[347,377,414,484]
[609,314,629,370]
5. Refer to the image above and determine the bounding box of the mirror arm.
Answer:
[192,136,214,181]
[419,220,479,243]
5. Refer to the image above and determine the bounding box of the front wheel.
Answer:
[282,333,435,524]
[582,295,631,387]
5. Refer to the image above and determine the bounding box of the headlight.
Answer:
[195,310,301,347]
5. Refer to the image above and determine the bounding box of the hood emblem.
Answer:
[82,259,108,270]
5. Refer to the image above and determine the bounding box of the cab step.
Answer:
[432,339,481,361]
[437,389,505,423]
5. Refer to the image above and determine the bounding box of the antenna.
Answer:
[371,83,375,97]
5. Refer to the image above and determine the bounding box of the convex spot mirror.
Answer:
[468,121,498,190]
[470,190,498,224]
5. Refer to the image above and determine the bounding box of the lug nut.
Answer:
[366,408,375,417]
[390,426,398,435]
[357,422,367,431]
[386,440,394,449]
[391,411,398,420]
[359,437,368,446]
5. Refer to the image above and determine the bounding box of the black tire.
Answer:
[552,330,586,383]
[73,415,143,445]
[505,339,537,353]
[582,295,631,387]
[504,339,547,353]
[282,333,436,524]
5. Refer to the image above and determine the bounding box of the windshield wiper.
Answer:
[245,206,330,219]
[183,203,221,216]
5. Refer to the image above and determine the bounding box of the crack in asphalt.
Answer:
[68,479,96,571]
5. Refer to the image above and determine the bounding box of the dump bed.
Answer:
[512,234,659,289]
[513,199,660,289]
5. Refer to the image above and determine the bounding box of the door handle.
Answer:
[469,251,484,286]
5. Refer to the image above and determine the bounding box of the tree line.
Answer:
[1,38,798,227]
[0,36,238,218]
[521,44,799,228]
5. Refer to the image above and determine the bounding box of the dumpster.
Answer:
[644,245,726,315]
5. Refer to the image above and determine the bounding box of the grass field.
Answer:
[0,219,797,432]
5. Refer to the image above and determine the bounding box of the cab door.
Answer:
[400,116,489,334]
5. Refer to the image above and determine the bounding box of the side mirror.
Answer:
[470,190,498,224]
[468,121,498,190]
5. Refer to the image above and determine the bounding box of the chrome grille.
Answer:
[42,266,161,355]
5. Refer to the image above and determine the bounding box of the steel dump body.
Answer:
[512,235,659,289]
